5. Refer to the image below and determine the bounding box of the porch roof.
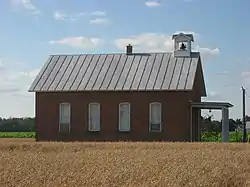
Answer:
[190,101,233,109]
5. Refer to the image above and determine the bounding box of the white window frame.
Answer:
[119,102,131,132]
[59,102,71,133]
[149,102,162,132]
[88,103,101,132]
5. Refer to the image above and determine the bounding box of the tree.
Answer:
[0,117,35,132]
[201,116,240,133]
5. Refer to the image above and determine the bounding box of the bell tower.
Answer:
[172,32,194,57]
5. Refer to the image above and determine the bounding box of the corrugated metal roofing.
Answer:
[28,52,200,92]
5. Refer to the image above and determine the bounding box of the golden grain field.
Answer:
[0,139,250,187]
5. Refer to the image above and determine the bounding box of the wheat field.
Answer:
[0,139,250,187]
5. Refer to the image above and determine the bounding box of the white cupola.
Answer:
[172,32,194,57]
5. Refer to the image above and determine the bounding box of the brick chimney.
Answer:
[126,44,133,55]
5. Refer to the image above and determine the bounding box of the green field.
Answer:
[201,131,250,142]
[0,132,35,138]
[0,131,248,142]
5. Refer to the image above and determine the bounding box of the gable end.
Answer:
[192,56,207,97]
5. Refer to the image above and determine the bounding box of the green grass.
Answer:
[0,131,248,142]
[0,132,35,138]
[201,131,250,142]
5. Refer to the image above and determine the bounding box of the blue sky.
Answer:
[0,0,250,120]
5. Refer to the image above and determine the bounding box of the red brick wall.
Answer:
[35,91,198,142]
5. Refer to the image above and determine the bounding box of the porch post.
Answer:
[190,105,193,142]
[222,107,229,142]
[197,108,201,141]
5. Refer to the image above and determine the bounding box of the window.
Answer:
[59,103,71,133]
[149,102,162,132]
[88,103,100,131]
[119,102,131,131]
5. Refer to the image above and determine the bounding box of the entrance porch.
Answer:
[190,101,234,142]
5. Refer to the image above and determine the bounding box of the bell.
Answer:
[180,42,186,50]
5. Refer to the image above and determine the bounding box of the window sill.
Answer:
[88,130,100,133]
[118,130,131,133]
[149,130,162,133]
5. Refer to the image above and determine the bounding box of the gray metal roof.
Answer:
[28,52,201,92]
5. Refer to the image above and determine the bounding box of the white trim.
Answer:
[88,102,101,132]
[59,102,71,133]
[119,102,131,132]
[149,102,162,132]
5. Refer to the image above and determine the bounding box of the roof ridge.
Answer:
[49,51,200,57]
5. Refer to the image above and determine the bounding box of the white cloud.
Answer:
[194,46,220,57]
[202,91,225,103]
[0,59,5,70]
[91,11,106,16]
[115,33,172,52]
[145,1,161,7]
[49,36,104,50]
[89,11,109,25]
[53,10,108,23]
[208,91,219,98]
[114,32,220,57]
[242,71,250,77]
[11,0,41,15]
[89,18,109,25]
[53,11,68,21]
[0,69,39,93]
[0,60,39,117]
[174,30,199,38]
[242,71,250,86]
[53,11,85,21]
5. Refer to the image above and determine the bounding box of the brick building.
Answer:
[29,32,208,142]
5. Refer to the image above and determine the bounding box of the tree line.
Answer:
[201,116,242,133]
[0,116,244,133]
[0,117,35,132]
